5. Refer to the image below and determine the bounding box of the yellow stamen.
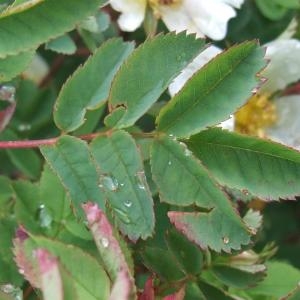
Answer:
[149,0,181,6]
[149,0,182,16]
[234,94,277,138]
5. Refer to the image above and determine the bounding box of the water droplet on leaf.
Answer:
[99,174,119,191]
[18,268,24,274]
[37,204,52,229]
[135,171,147,190]
[168,134,177,141]
[18,123,31,132]
[223,236,229,244]
[0,284,14,293]
[168,161,172,166]
[124,200,132,208]
[0,85,15,102]
[100,237,109,248]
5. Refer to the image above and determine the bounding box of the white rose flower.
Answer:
[168,39,300,149]
[109,0,244,40]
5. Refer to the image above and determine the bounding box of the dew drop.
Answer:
[18,123,31,132]
[0,85,16,102]
[242,189,249,196]
[168,161,172,166]
[37,204,52,229]
[184,148,192,157]
[100,237,109,248]
[0,284,14,294]
[135,171,147,190]
[124,200,132,208]
[99,174,119,191]
[223,236,229,244]
[18,268,24,275]
[168,134,177,141]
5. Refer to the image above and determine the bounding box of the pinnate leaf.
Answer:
[105,32,206,129]
[157,41,266,138]
[54,39,134,132]
[0,0,105,58]
[40,135,105,215]
[151,136,250,252]
[90,130,154,240]
[188,127,300,199]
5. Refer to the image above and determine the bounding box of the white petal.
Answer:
[221,0,245,9]
[265,95,300,150]
[158,0,239,40]
[110,0,146,31]
[218,115,234,131]
[169,45,222,95]
[260,39,300,94]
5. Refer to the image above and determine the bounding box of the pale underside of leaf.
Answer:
[188,127,300,200]
[156,41,266,138]
[90,130,154,241]
[105,32,206,129]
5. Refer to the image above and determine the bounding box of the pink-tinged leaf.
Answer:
[168,209,250,253]
[138,277,155,300]
[0,85,16,132]
[163,286,185,300]
[83,202,136,296]
[35,249,63,300]
[109,269,131,300]
[13,226,40,288]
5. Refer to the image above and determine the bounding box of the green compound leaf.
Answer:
[151,136,250,252]
[40,135,105,215]
[157,41,266,138]
[188,127,300,200]
[0,51,34,82]
[54,39,134,132]
[90,130,154,241]
[105,32,206,129]
[0,0,105,58]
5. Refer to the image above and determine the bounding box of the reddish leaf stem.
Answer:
[0,131,154,149]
